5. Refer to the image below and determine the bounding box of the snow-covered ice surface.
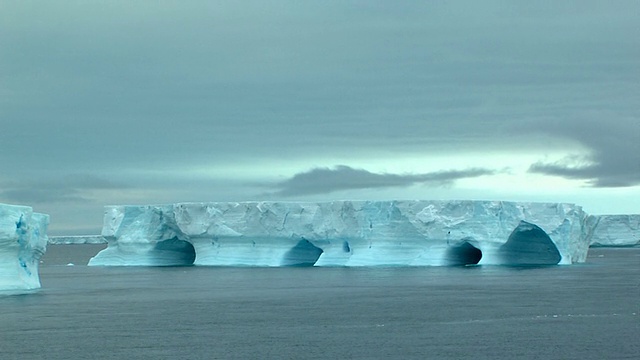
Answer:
[89,201,591,267]
[0,203,49,292]
[586,215,640,247]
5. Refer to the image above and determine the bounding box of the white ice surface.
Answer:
[0,203,49,292]
[89,200,591,267]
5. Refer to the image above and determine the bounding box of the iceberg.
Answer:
[89,200,591,267]
[0,203,49,292]
[586,215,639,247]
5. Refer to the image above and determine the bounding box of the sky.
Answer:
[1,1,639,235]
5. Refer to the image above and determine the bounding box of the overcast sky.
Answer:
[1,1,638,235]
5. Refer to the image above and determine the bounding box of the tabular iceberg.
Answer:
[0,203,49,292]
[586,215,639,247]
[89,200,591,267]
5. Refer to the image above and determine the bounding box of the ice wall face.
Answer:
[586,215,640,247]
[0,203,49,292]
[89,201,590,267]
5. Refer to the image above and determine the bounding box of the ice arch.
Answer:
[281,239,324,267]
[499,221,562,265]
[88,237,196,266]
[444,241,482,266]
[152,238,196,266]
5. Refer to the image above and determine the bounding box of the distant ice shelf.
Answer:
[88,200,593,267]
[0,203,49,292]
[49,235,107,245]
[586,215,639,247]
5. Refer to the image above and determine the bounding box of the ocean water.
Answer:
[1,246,638,360]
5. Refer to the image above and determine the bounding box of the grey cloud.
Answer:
[0,188,90,205]
[527,117,640,187]
[2,1,639,176]
[268,165,496,196]
[1,1,639,232]
[0,174,129,204]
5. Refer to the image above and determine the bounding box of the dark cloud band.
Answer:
[527,117,640,187]
[269,165,497,196]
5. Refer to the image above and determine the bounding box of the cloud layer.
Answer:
[1,1,638,233]
[528,117,640,187]
[0,174,127,204]
[269,165,496,196]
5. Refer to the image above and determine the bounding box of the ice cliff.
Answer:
[586,215,639,247]
[89,201,591,267]
[0,203,49,292]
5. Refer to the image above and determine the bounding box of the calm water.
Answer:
[1,246,638,360]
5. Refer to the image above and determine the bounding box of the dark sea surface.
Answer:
[1,246,638,360]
